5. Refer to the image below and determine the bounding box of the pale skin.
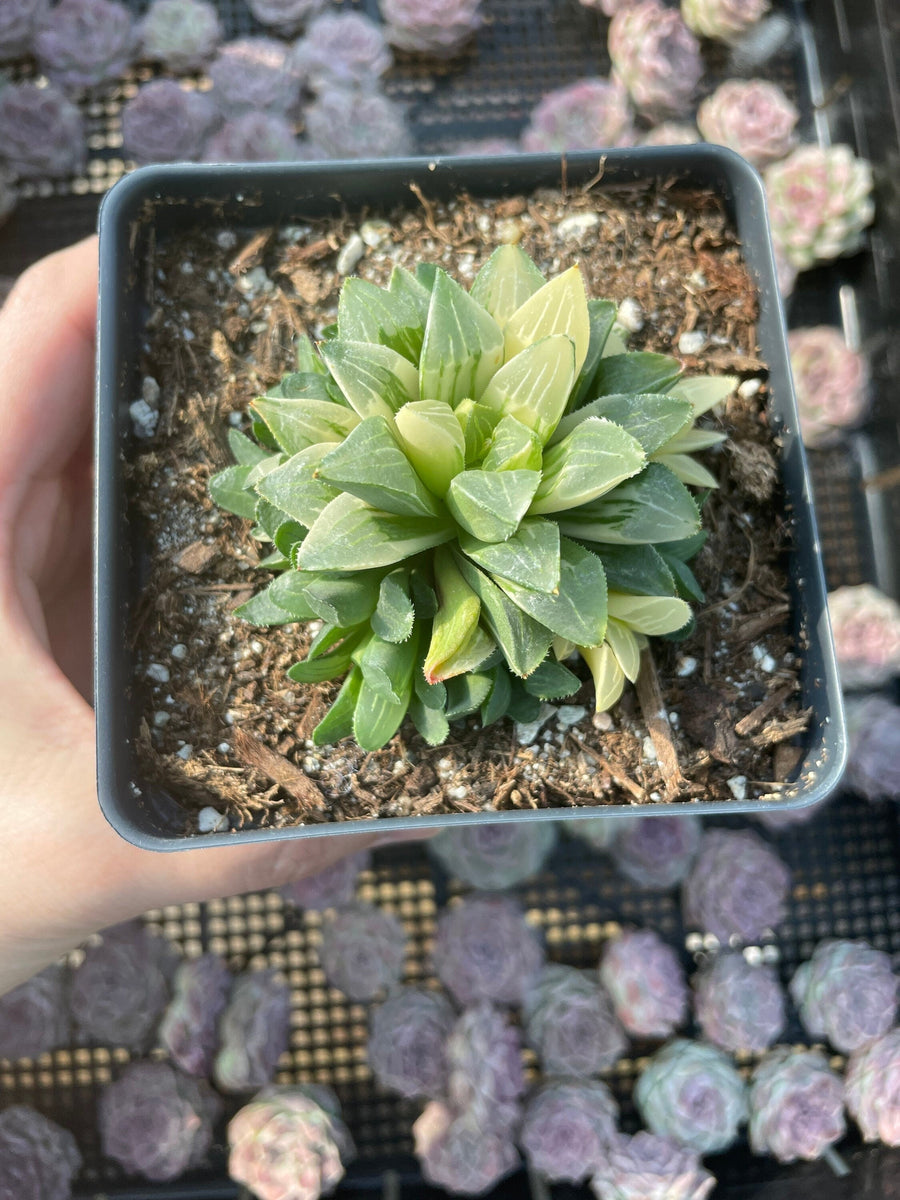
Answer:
[0,237,414,996]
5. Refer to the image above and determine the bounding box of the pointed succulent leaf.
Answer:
[531,417,646,515]
[307,622,358,659]
[209,464,257,518]
[298,493,454,571]
[551,392,693,454]
[558,463,701,545]
[504,266,591,376]
[446,469,540,543]
[234,580,297,626]
[245,452,287,488]
[295,334,327,375]
[389,265,432,324]
[601,327,630,358]
[255,497,294,543]
[337,276,424,363]
[433,623,495,682]
[287,629,366,683]
[579,642,627,712]
[454,399,500,464]
[598,544,677,597]
[419,269,505,406]
[568,299,620,411]
[317,416,442,517]
[507,679,542,722]
[445,671,494,720]
[659,532,707,603]
[480,664,512,726]
[267,371,333,403]
[372,569,415,643]
[652,452,719,489]
[607,592,692,635]
[410,694,450,746]
[259,549,291,569]
[251,397,359,455]
[479,334,576,444]
[302,574,380,627]
[497,537,608,646]
[424,548,481,683]
[592,352,682,397]
[274,520,305,559]
[663,426,726,453]
[454,555,554,678]
[522,658,581,700]
[668,374,738,416]
[251,416,279,449]
[353,676,409,751]
[394,400,466,497]
[416,262,439,292]
[227,428,270,466]
[267,570,325,620]
[481,414,543,472]
[354,628,418,705]
[470,244,546,325]
[313,666,363,746]
[415,668,447,710]
[459,518,560,593]
[319,339,419,420]
[552,636,576,661]
[604,617,642,682]
[255,445,340,528]
[410,567,438,619]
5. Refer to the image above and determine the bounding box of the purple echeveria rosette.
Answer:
[0,82,85,180]
[292,12,392,94]
[520,78,635,153]
[208,38,303,118]
[304,88,412,160]
[158,953,232,1076]
[281,849,371,912]
[0,0,49,60]
[591,1131,715,1200]
[790,938,898,1054]
[682,828,790,944]
[139,0,222,72]
[413,1101,520,1197]
[635,1038,748,1155]
[844,695,900,801]
[446,1003,526,1135]
[122,81,217,164]
[599,930,688,1039]
[368,987,455,1099]
[608,0,703,119]
[519,1079,618,1184]
[318,902,406,1002]
[0,1105,82,1200]
[379,0,483,58]
[749,1047,845,1163]
[214,969,291,1093]
[98,1061,221,1182]
[433,894,544,1007]
[523,964,627,1076]
[245,0,326,36]
[203,113,300,164]
[429,822,557,890]
[567,815,636,851]
[34,0,137,91]
[611,815,702,891]
[693,952,785,1054]
[0,964,69,1061]
[845,1027,900,1146]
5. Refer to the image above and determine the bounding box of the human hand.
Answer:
[0,238,411,995]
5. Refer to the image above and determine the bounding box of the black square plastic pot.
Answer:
[95,148,846,850]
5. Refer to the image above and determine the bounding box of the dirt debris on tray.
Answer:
[126,182,810,833]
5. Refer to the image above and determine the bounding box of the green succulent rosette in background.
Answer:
[210,245,733,751]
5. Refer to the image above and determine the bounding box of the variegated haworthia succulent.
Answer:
[210,245,731,752]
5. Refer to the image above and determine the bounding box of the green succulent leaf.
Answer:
[480,664,512,726]
[233,580,298,626]
[600,327,629,358]
[267,570,325,620]
[598,544,677,597]
[558,463,700,545]
[227,428,270,467]
[454,555,554,679]
[337,276,424,363]
[353,677,409,752]
[266,371,333,403]
[419,268,505,407]
[446,468,541,543]
[530,417,646,515]
[523,658,581,700]
[251,397,359,456]
[258,549,291,570]
[568,299,619,412]
[479,335,576,445]
[658,531,707,603]
[354,628,418,705]
[302,574,380,627]
[454,399,500,464]
[415,668,447,709]
[497,537,608,646]
[460,518,560,594]
[592,352,682,397]
[298,493,454,572]
[372,569,415,643]
[668,374,738,416]
[245,452,287,488]
[481,414,543,472]
[320,339,420,420]
[579,642,627,712]
[604,617,642,682]
[506,679,543,723]
[312,666,363,746]
[445,671,493,720]
[652,451,719,489]
[389,265,432,325]
[410,567,438,619]
[394,400,466,497]
[209,464,257,518]
[317,416,443,518]
[255,445,340,528]
[504,266,591,377]
[470,244,546,325]
[255,497,293,543]
[295,334,327,376]
[287,628,366,683]
[550,392,693,454]
[251,416,279,450]
[607,591,692,635]
[662,426,726,453]
[425,547,482,684]
[410,693,450,745]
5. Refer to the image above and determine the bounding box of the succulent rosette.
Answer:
[635,1038,748,1155]
[34,0,137,90]
[158,953,232,1076]
[368,987,455,1098]
[765,144,875,273]
[523,963,627,1075]
[434,894,544,1006]
[413,1100,520,1196]
[0,81,85,179]
[228,1084,354,1200]
[203,113,300,164]
[0,1106,81,1200]
[122,81,217,165]
[317,902,407,1001]
[98,1061,221,1182]
[610,814,702,890]
[827,584,900,690]
[0,0,49,60]
[304,87,412,160]
[208,38,303,118]
[682,828,790,944]
[293,13,392,93]
[380,0,482,58]
[787,326,868,448]
[0,964,69,1061]
[609,1,703,119]
[246,0,325,35]
[429,821,557,889]
[693,952,785,1053]
[844,695,900,801]
[70,921,177,1051]
[521,78,635,153]
[749,1047,845,1163]
[139,0,222,71]
[681,0,770,43]
[446,1003,526,1134]
[281,849,371,910]
[790,938,898,1054]
[697,80,798,169]
[753,794,831,831]
[591,1131,715,1200]
[209,245,731,750]
[640,123,699,147]
[845,1027,900,1146]
[599,930,688,1038]
[213,969,291,1092]
[519,1079,618,1183]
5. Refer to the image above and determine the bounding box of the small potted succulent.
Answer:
[95,149,844,848]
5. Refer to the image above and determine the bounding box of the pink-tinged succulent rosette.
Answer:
[790,938,898,1054]
[609,1,703,119]
[0,82,85,179]
[844,695,900,802]
[368,987,455,1099]
[693,952,785,1053]
[379,0,482,58]
[292,12,392,93]
[772,238,798,298]
[697,80,798,168]
[139,0,222,72]
[34,0,137,90]
[203,113,300,163]
[787,325,868,448]
[446,1003,526,1134]
[764,144,875,272]
[640,122,699,147]
[413,1101,520,1196]
[827,584,900,690]
[228,1084,354,1200]
[635,1038,748,1155]
[749,1048,845,1163]
[281,849,371,911]
[599,930,688,1038]
[158,953,232,1077]
[0,964,69,1061]
[122,81,217,165]
[0,0,49,60]
[520,1079,619,1183]
[213,969,291,1093]
[523,963,627,1076]
[245,0,325,36]
[521,78,635,152]
[681,0,770,43]
[682,828,790,944]
[304,88,412,160]
[429,821,556,890]
[433,894,544,1007]
[318,902,407,1002]
[0,1106,82,1200]
[455,137,521,156]
[611,814,702,890]
[845,1027,900,1146]
[591,1131,715,1200]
